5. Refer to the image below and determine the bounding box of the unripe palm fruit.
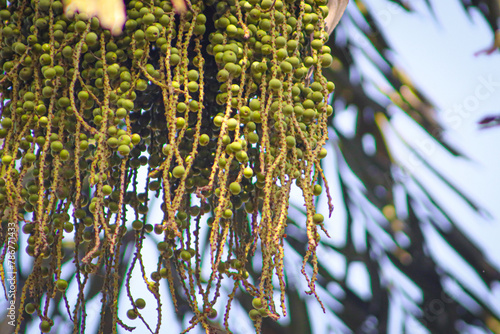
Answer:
[249,309,261,321]
[135,298,146,309]
[56,279,68,291]
[313,213,324,224]
[40,320,51,333]
[172,166,186,178]
[180,250,192,261]
[127,309,138,320]
[252,298,263,309]
[229,182,241,195]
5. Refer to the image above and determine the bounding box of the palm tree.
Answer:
[1,1,500,334]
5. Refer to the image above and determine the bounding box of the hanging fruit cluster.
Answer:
[0,0,334,332]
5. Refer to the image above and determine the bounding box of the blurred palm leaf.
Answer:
[278,0,500,333]
[4,1,500,334]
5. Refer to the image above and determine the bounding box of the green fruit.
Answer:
[227,118,238,131]
[180,250,191,261]
[127,309,138,320]
[199,134,210,146]
[135,298,146,309]
[25,303,36,314]
[187,81,198,92]
[207,308,217,319]
[313,213,324,224]
[50,141,63,152]
[59,149,70,161]
[85,32,98,46]
[187,70,199,81]
[249,309,261,321]
[318,148,327,159]
[118,144,131,155]
[43,67,56,79]
[40,320,52,333]
[172,166,185,178]
[132,220,143,230]
[313,185,322,196]
[56,279,68,291]
[102,185,112,195]
[229,182,241,195]
[252,298,263,309]
[243,167,253,178]
[145,26,160,41]
[1,155,12,165]
[222,209,233,219]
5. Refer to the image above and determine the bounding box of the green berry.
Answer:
[135,298,146,309]
[313,213,324,224]
[243,167,253,178]
[199,134,210,146]
[25,303,36,314]
[249,309,261,321]
[172,166,185,178]
[1,155,13,165]
[229,182,241,195]
[187,70,199,81]
[127,309,138,320]
[56,279,68,291]
[50,141,63,152]
[40,320,52,333]
[118,145,131,155]
[180,250,191,261]
[252,298,263,309]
